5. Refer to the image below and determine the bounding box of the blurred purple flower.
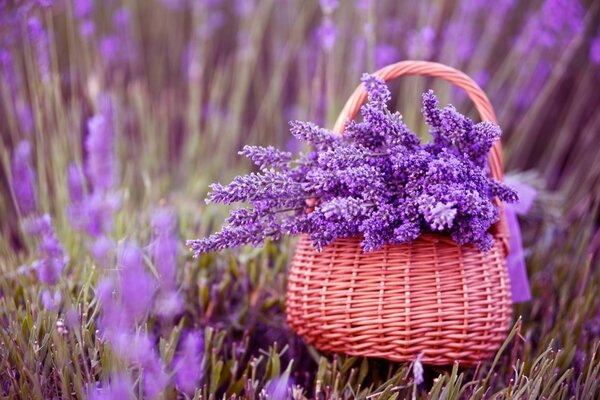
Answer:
[74,0,93,18]
[26,214,67,285]
[155,290,184,321]
[265,370,294,399]
[150,208,178,289]
[413,353,424,385]
[67,163,86,204]
[16,100,33,134]
[89,374,135,400]
[319,0,339,14]
[407,26,435,59]
[113,7,131,31]
[41,289,62,311]
[74,0,94,35]
[11,140,37,215]
[518,0,584,52]
[234,0,254,17]
[85,98,116,192]
[375,43,399,69]
[91,236,114,267]
[1,49,19,95]
[590,34,600,65]
[317,17,337,51]
[27,16,50,81]
[119,243,157,323]
[100,35,120,64]
[173,331,204,395]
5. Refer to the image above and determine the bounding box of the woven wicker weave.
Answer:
[286,61,513,366]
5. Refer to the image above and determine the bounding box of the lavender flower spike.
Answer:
[85,95,116,192]
[11,141,37,216]
[173,331,204,395]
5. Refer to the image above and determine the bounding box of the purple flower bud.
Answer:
[11,141,37,216]
[74,0,93,19]
[27,17,50,81]
[67,163,86,204]
[173,331,204,395]
[591,34,600,65]
[319,0,338,14]
[316,17,337,50]
[41,289,62,311]
[155,290,184,321]
[85,98,116,192]
[413,353,424,385]
[119,243,157,323]
[91,236,115,267]
[150,208,178,288]
[89,374,135,400]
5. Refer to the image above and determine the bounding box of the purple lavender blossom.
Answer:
[11,141,37,215]
[27,17,50,81]
[239,145,292,171]
[319,0,339,14]
[375,43,399,69]
[26,214,68,285]
[74,0,95,36]
[85,97,116,192]
[150,208,178,289]
[173,331,204,395]
[118,242,157,323]
[89,374,135,400]
[67,163,86,204]
[316,16,337,51]
[591,34,600,65]
[413,353,424,385]
[1,49,19,96]
[41,289,62,311]
[189,74,518,256]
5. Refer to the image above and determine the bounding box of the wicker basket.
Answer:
[286,61,513,366]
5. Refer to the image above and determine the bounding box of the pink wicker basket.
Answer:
[286,61,512,366]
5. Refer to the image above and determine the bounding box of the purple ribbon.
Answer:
[504,177,537,303]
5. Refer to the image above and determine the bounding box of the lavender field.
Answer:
[1,0,600,399]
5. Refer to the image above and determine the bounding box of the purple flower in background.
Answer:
[85,97,116,192]
[0,49,19,95]
[67,164,86,205]
[27,17,50,81]
[319,0,339,14]
[26,214,68,285]
[317,17,337,51]
[91,236,114,267]
[413,353,424,385]
[407,26,435,59]
[100,35,120,64]
[173,331,204,395]
[74,0,93,19]
[150,208,178,289]
[375,43,399,69]
[89,374,135,400]
[518,0,584,52]
[11,141,37,215]
[74,0,95,36]
[16,100,33,134]
[590,34,600,65]
[265,369,294,399]
[41,289,62,311]
[119,242,157,323]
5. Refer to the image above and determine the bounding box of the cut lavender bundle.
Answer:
[189,74,517,256]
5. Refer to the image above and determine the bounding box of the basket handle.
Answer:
[333,60,504,182]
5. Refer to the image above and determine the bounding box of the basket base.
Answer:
[286,235,512,366]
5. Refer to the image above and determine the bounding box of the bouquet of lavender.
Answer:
[189,74,517,256]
